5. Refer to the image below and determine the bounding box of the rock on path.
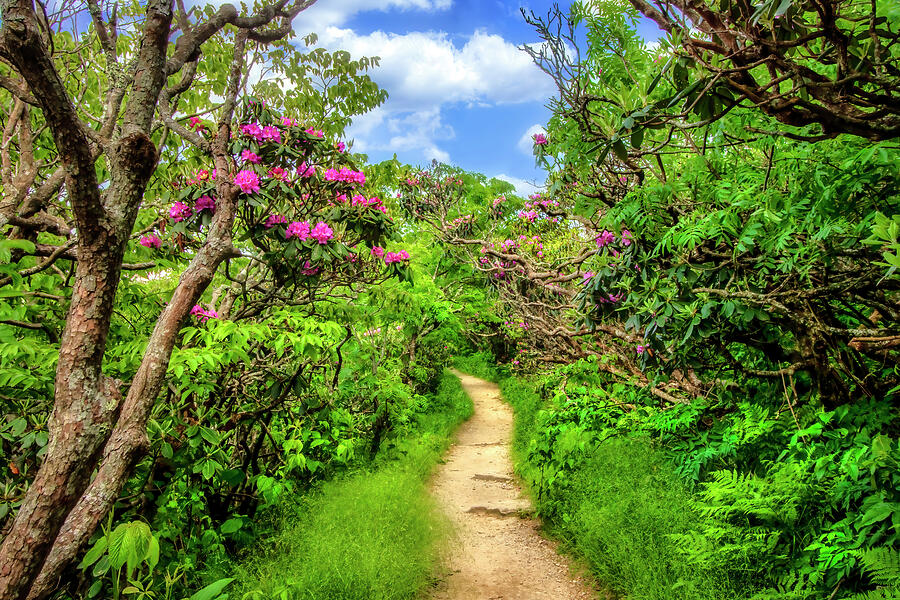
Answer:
[429,370,596,600]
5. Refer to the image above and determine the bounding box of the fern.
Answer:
[848,548,900,600]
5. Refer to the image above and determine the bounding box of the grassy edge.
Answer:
[229,369,473,600]
[456,354,739,600]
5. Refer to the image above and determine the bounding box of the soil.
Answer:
[429,370,597,600]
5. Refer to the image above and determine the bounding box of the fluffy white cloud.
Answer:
[494,173,542,198]
[517,123,545,155]
[318,27,554,110]
[291,0,452,34]
[312,27,555,164]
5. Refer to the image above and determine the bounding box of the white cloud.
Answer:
[312,27,555,165]
[494,173,542,198]
[292,0,452,34]
[517,123,545,155]
[318,27,554,110]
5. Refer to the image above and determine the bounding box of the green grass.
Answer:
[232,370,472,600]
[453,351,505,382]
[499,376,739,600]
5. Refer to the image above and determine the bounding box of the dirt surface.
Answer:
[430,370,596,600]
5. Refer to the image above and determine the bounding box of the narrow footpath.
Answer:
[430,370,595,600]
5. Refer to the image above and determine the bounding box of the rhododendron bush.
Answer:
[0,4,422,596]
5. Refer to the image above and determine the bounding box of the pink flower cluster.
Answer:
[533,133,548,146]
[241,149,261,164]
[324,167,365,186]
[169,202,192,222]
[340,194,387,213]
[384,250,410,264]
[371,246,410,265]
[265,214,288,228]
[504,320,530,330]
[269,167,291,182]
[234,170,261,194]
[305,127,324,138]
[190,305,219,323]
[285,221,334,244]
[597,292,625,304]
[240,123,281,144]
[596,229,633,249]
[297,163,316,178]
[195,196,216,213]
[450,215,474,228]
[140,234,162,249]
[299,260,319,276]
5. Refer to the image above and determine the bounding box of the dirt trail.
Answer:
[430,370,595,600]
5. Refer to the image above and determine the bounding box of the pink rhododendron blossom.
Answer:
[297,163,316,178]
[190,305,219,323]
[621,229,633,246]
[188,116,203,129]
[265,214,288,229]
[262,125,281,143]
[282,117,296,127]
[241,149,261,164]
[304,127,324,138]
[234,170,261,194]
[636,345,647,354]
[195,196,216,213]
[269,167,291,182]
[139,234,162,249]
[384,250,410,264]
[595,230,616,248]
[324,167,365,185]
[240,123,264,141]
[300,261,319,276]
[310,221,333,244]
[285,220,310,241]
[533,133,548,146]
[582,271,595,283]
[169,202,192,222]
[371,246,385,259]
[336,142,345,153]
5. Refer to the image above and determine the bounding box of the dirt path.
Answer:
[430,370,595,600]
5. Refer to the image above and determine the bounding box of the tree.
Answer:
[0,0,411,595]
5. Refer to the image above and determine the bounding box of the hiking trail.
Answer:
[430,370,596,600]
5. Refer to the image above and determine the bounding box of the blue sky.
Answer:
[290,1,662,196]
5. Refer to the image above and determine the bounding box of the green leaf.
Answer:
[221,518,244,534]
[859,501,897,528]
[186,578,235,600]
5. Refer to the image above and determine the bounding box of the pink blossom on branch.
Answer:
[297,163,316,178]
[234,170,261,194]
[310,221,333,244]
[533,133,548,146]
[324,167,365,186]
[169,202,192,222]
[195,196,216,213]
[190,305,219,323]
[139,234,162,249]
[269,167,291,182]
[262,125,281,143]
[285,221,311,241]
[241,149,261,164]
[265,215,288,229]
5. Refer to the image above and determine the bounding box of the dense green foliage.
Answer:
[232,370,471,600]
[2,0,898,598]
